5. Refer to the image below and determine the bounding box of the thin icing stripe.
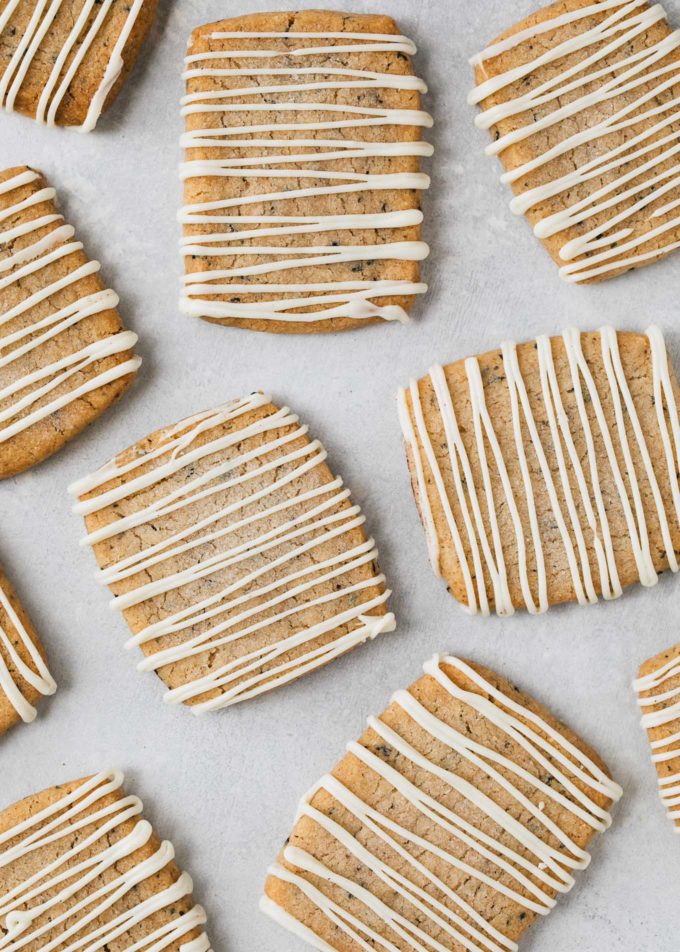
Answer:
[0,580,55,723]
[180,27,432,323]
[469,0,680,281]
[399,326,680,615]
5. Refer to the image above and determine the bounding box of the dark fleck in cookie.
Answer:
[399,325,680,615]
[69,392,395,712]
[180,10,432,332]
[262,653,622,951]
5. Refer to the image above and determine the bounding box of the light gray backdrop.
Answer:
[1,1,679,949]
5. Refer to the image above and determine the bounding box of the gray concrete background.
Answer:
[1,1,679,949]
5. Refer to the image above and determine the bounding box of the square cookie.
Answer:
[262,654,622,951]
[180,11,432,332]
[0,166,141,478]
[469,0,680,282]
[0,561,55,733]
[69,392,395,711]
[634,641,680,831]
[0,0,158,130]
[399,326,680,615]
[0,769,212,951]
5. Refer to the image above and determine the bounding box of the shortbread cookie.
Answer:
[399,326,680,615]
[180,11,432,333]
[0,0,158,130]
[0,562,55,733]
[0,167,141,479]
[69,392,395,711]
[262,654,622,951]
[634,642,680,831]
[0,769,212,952]
[469,0,680,283]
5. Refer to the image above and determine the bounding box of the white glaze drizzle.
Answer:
[0,577,55,724]
[0,770,212,950]
[261,654,622,952]
[398,325,680,615]
[179,29,432,324]
[469,0,680,281]
[0,0,146,131]
[0,170,140,448]
[69,393,395,711]
[634,647,680,830]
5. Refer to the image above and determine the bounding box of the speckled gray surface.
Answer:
[1,1,679,949]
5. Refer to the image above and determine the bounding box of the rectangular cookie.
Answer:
[180,10,432,332]
[0,166,141,478]
[469,0,680,283]
[0,769,212,952]
[262,654,622,951]
[68,392,395,711]
[399,326,680,615]
[634,642,680,831]
[0,0,158,130]
[0,561,55,733]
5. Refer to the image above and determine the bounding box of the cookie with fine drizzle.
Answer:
[469,0,680,283]
[634,641,680,831]
[0,562,55,735]
[262,654,622,951]
[0,0,158,130]
[399,326,680,616]
[0,166,141,479]
[0,770,212,952]
[180,11,432,333]
[69,393,395,712]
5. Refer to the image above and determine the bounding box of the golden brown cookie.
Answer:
[262,654,622,951]
[69,392,395,712]
[0,769,212,952]
[399,326,680,615]
[634,641,680,832]
[469,0,680,283]
[180,10,432,333]
[0,0,158,130]
[0,561,55,734]
[0,166,141,479]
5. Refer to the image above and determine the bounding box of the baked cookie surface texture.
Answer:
[0,0,158,130]
[399,326,680,615]
[0,167,141,478]
[69,392,395,712]
[0,769,212,952]
[0,563,55,733]
[469,0,680,282]
[262,654,622,952]
[180,11,432,332]
[634,641,680,831]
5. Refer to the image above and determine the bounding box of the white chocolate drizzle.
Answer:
[69,392,395,712]
[0,170,141,449]
[0,0,147,131]
[398,325,680,616]
[261,654,622,952]
[469,0,680,282]
[179,28,432,324]
[0,770,213,951]
[0,576,55,724]
[634,647,680,830]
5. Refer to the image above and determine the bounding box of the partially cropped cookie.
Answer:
[69,392,395,711]
[0,0,158,130]
[0,562,55,733]
[180,11,432,332]
[634,642,680,832]
[0,167,141,478]
[399,326,680,615]
[0,769,212,951]
[262,653,622,951]
[469,0,680,283]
